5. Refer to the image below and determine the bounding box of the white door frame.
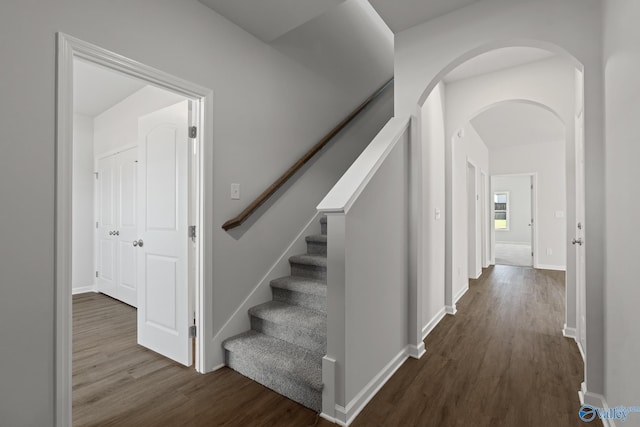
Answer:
[55,33,213,427]
[489,172,538,268]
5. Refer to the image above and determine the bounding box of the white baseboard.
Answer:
[454,284,469,304]
[496,241,531,246]
[422,307,446,340]
[536,264,566,271]
[579,383,616,427]
[207,212,322,371]
[445,305,457,315]
[72,285,97,295]
[324,347,409,426]
[562,324,577,340]
[408,342,426,359]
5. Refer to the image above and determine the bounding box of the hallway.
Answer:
[72,265,592,426]
[350,265,594,426]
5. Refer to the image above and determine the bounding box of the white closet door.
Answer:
[96,155,117,298]
[115,148,138,306]
[136,101,191,366]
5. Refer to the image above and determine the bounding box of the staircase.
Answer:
[223,216,328,412]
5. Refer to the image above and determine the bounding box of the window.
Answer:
[494,192,509,230]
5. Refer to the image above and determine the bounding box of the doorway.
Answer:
[492,174,535,267]
[56,33,213,425]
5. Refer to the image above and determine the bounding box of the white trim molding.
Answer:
[579,383,616,427]
[55,33,214,427]
[445,305,458,315]
[562,324,577,340]
[422,307,447,340]
[536,264,566,271]
[322,347,410,426]
[71,286,97,295]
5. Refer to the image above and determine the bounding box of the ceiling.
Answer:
[74,59,146,117]
[470,102,565,150]
[367,0,479,33]
[444,47,555,83]
[199,0,345,42]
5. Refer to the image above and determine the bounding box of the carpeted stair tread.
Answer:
[249,301,326,331]
[270,276,327,297]
[223,330,322,391]
[289,254,327,268]
[305,234,327,244]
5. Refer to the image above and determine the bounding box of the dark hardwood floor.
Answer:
[73,265,593,426]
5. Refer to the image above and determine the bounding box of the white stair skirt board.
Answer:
[579,383,617,427]
[71,285,97,295]
[321,347,410,427]
[422,307,447,341]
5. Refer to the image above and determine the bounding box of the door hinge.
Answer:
[96,271,99,278]
[96,221,99,229]
[94,172,99,179]
[189,126,197,139]
[189,225,196,241]
[189,325,197,338]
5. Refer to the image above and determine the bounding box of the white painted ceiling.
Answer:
[444,47,555,83]
[198,0,345,42]
[367,0,479,33]
[74,59,146,117]
[470,102,565,150]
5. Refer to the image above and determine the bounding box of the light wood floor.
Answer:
[73,265,593,426]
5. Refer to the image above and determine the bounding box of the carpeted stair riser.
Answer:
[226,351,322,411]
[272,287,326,312]
[306,235,327,256]
[250,316,326,356]
[320,216,327,235]
[270,276,327,312]
[290,263,326,281]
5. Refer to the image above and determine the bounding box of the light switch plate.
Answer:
[231,183,240,200]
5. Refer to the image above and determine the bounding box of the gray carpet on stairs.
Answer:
[223,216,327,412]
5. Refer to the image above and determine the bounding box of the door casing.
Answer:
[55,33,214,427]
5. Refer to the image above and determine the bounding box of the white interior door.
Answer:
[575,110,587,354]
[136,100,192,366]
[96,156,116,296]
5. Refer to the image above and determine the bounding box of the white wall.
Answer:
[395,0,605,395]
[420,83,446,333]
[603,0,640,415]
[491,143,567,269]
[93,85,185,156]
[344,136,409,405]
[492,175,532,245]
[72,114,95,292]
[448,122,488,296]
[0,1,392,424]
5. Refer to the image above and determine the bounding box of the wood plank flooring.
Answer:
[73,265,593,426]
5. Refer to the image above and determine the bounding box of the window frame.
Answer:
[494,191,510,231]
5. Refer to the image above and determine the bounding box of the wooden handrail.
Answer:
[222,78,394,231]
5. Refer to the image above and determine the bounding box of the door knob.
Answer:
[572,238,583,246]
[115,231,120,236]
[133,240,138,247]
[136,239,144,247]
[109,231,113,235]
